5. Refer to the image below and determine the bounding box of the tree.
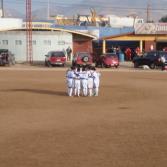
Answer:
[159,15,167,22]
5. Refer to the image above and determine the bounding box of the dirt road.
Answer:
[0,68,167,167]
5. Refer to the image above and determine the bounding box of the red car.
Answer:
[45,51,66,67]
[95,53,119,68]
[72,52,93,67]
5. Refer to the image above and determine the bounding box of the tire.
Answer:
[45,61,48,66]
[12,60,15,65]
[46,61,52,67]
[149,63,155,69]
[8,61,11,66]
[134,62,139,68]
[82,56,89,63]
[101,63,105,68]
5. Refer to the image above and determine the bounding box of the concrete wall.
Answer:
[0,18,23,31]
[0,31,72,62]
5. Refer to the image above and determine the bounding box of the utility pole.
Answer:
[47,0,50,20]
[26,0,33,63]
[1,0,4,17]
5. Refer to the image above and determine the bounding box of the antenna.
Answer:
[147,0,151,22]
[47,0,50,20]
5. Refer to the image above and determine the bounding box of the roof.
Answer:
[100,32,167,41]
[99,27,134,38]
[101,32,135,40]
[21,23,97,39]
[52,25,134,38]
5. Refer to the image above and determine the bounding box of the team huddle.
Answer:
[66,66,101,97]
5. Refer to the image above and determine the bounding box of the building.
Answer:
[0,18,23,31]
[100,23,167,54]
[0,23,96,62]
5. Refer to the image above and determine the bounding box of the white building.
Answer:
[0,26,96,62]
[107,15,144,28]
[0,31,73,62]
[0,18,23,31]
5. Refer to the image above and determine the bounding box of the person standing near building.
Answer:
[66,46,72,61]
[125,47,132,61]
[135,47,141,56]
[160,55,166,71]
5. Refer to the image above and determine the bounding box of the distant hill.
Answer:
[4,8,24,18]
[3,0,167,22]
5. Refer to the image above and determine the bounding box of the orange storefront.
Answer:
[101,23,167,53]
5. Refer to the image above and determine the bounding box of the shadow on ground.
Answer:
[2,89,67,97]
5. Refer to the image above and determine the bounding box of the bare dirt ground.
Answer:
[0,66,167,167]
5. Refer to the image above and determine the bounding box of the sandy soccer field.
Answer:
[0,68,167,167]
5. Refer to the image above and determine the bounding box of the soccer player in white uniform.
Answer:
[80,67,88,96]
[66,66,75,96]
[87,66,94,96]
[74,67,81,97]
[92,67,101,96]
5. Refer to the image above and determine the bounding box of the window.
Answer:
[44,40,51,45]
[2,40,8,45]
[58,41,65,45]
[51,51,65,57]
[32,40,36,45]
[15,40,22,45]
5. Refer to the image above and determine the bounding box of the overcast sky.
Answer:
[2,0,167,21]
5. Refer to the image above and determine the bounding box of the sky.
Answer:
[2,0,167,21]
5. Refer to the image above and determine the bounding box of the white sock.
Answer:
[69,88,73,96]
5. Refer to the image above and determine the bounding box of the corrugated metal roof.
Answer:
[52,25,134,38]
[99,27,134,38]
[20,26,97,39]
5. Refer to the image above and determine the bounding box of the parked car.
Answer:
[0,49,15,66]
[95,53,119,68]
[72,52,93,67]
[45,51,66,67]
[133,51,167,69]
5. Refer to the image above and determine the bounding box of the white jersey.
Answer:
[87,70,94,89]
[93,71,101,88]
[66,70,75,88]
[80,71,88,89]
[74,71,81,89]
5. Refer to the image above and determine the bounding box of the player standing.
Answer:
[66,66,75,97]
[92,67,101,96]
[87,66,94,96]
[80,67,88,96]
[74,67,81,97]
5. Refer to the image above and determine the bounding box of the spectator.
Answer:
[125,47,132,61]
[160,55,166,71]
[66,46,72,61]
[135,47,141,56]
[163,47,167,52]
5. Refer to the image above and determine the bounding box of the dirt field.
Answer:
[0,67,167,167]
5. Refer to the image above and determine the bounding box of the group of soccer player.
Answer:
[66,66,101,97]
